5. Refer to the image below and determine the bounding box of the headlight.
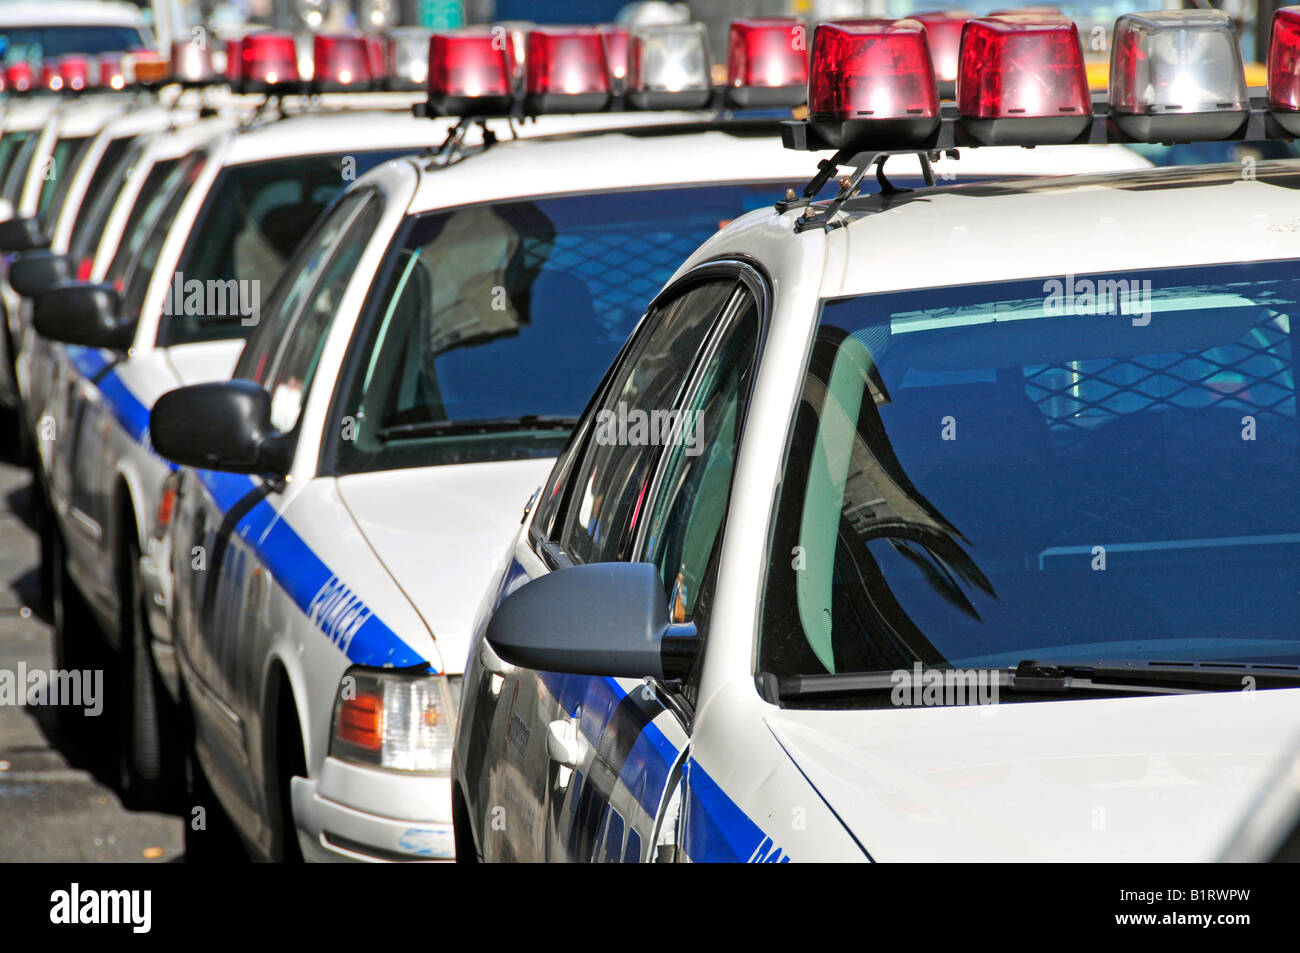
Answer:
[330,668,460,773]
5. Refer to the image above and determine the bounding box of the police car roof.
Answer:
[0,0,145,27]
[676,159,1300,301]
[405,122,1151,215]
[55,96,170,136]
[223,108,454,166]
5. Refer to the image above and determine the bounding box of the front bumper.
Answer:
[290,755,455,862]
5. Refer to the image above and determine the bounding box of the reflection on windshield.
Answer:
[762,262,1300,678]
[333,182,799,474]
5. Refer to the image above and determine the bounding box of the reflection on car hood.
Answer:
[764,688,1300,861]
[335,459,554,674]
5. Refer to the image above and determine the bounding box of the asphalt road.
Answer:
[0,414,184,862]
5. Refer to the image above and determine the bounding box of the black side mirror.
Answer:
[150,380,295,477]
[9,251,71,299]
[34,282,134,351]
[0,216,49,253]
[486,562,700,679]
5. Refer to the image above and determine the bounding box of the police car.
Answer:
[454,12,1300,862]
[33,42,465,806]
[144,22,1151,862]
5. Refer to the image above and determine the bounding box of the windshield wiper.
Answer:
[376,415,577,442]
[1013,659,1300,693]
[762,657,1300,703]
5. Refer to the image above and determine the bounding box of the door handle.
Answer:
[479,640,515,676]
[547,718,580,789]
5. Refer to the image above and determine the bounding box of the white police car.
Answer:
[454,12,1300,862]
[145,20,1153,862]
[34,84,461,807]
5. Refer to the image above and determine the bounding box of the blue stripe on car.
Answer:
[61,347,429,671]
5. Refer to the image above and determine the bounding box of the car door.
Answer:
[178,190,383,811]
[484,271,762,861]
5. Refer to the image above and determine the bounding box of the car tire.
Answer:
[49,529,111,743]
[181,736,248,863]
[117,533,180,810]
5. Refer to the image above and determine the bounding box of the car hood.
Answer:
[764,688,1300,861]
[334,459,554,674]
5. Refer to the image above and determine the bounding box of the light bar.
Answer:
[914,11,971,95]
[1110,10,1248,142]
[59,56,91,92]
[524,27,611,114]
[957,14,1090,146]
[726,17,809,108]
[238,32,300,92]
[170,38,214,84]
[808,20,940,150]
[599,25,629,91]
[426,30,513,116]
[387,27,431,91]
[5,62,34,93]
[626,23,711,109]
[98,53,126,90]
[312,33,372,92]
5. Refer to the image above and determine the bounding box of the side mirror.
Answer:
[150,380,295,477]
[9,251,71,299]
[486,562,700,679]
[0,216,49,253]
[34,282,134,351]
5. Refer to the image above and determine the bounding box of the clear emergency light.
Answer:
[524,28,612,114]
[957,14,1090,146]
[808,20,940,150]
[626,23,711,109]
[1109,10,1248,142]
[726,17,809,108]
[170,38,215,85]
[386,27,431,91]
[426,30,514,117]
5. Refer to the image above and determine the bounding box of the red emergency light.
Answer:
[239,32,300,92]
[98,53,126,90]
[726,17,809,108]
[524,27,611,114]
[808,20,940,150]
[913,11,971,96]
[312,33,372,92]
[426,30,514,116]
[59,56,91,92]
[957,14,1090,145]
[6,62,35,93]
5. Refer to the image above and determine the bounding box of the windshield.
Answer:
[760,261,1300,680]
[109,154,195,293]
[330,182,797,475]
[156,150,413,347]
[37,136,90,230]
[49,134,129,239]
[0,130,34,188]
[0,26,146,61]
[3,133,40,205]
[67,137,141,276]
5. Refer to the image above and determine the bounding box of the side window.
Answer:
[640,291,760,622]
[558,279,740,565]
[235,190,375,385]
[263,196,383,434]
